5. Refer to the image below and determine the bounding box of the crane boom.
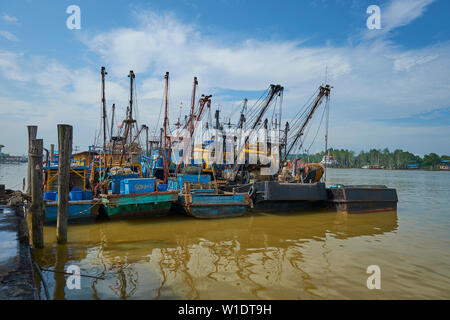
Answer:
[230,84,283,182]
[283,84,331,163]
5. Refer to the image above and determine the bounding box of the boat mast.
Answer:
[189,77,198,136]
[108,103,116,170]
[101,66,108,180]
[128,70,135,147]
[110,104,115,140]
[163,72,170,183]
[119,71,136,167]
[145,125,149,156]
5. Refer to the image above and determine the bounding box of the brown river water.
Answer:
[1,164,449,299]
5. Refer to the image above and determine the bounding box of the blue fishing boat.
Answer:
[99,177,178,218]
[43,188,100,223]
[173,174,250,219]
[44,200,99,223]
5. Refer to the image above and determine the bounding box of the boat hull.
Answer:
[100,191,178,218]
[249,181,328,212]
[327,186,398,214]
[179,192,249,219]
[44,200,98,223]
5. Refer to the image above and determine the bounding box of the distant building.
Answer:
[407,164,419,170]
[0,145,27,163]
[0,155,27,163]
[440,160,450,171]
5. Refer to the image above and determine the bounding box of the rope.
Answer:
[29,246,50,300]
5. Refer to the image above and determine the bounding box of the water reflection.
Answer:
[36,210,398,299]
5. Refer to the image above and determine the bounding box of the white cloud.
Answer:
[0,30,19,41]
[1,13,19,24]
[383,0,435,32]
[0,4,449,155]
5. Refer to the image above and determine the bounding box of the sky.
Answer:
[0,0,449,156]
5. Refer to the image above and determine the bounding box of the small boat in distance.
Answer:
[320,154,339,167]
[361,164,385,169]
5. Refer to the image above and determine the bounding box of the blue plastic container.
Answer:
[43,191,57,201]
[123,178,155,194]
[83,190,93,200]
[167,179,179,191]
[69,190,83,201]
[157,184,168,192]
[111,180,121,195]
[178,174,211,187]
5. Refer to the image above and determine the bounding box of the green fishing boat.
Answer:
[100,191,178,218]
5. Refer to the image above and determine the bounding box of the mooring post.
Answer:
[30,139,44,248]
[50,144,55,165]
[56,125,72,244]
[27,126,38,195]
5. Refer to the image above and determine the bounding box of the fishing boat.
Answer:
[44,199,99,223]
[89,69,180,219]
[100,191,178,218]
[43,146,100,223]
[174,174,249,219]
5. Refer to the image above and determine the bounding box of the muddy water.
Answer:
[2,164,450,299]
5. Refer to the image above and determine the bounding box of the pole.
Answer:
[101,67,108,180]
[110,104,115,140]
[30,138,44,248]
[27,126,38,194]
[324,96,330,183]
[163,72,170,183]
[145,125,149,156]
[50,144,55,165]
[56,124,72,244]
[190,77,198,135]
[128,70,135,146]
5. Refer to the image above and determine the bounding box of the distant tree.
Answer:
[421,153,441,169]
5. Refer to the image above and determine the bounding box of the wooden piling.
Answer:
[50,144,55,165]
[27,126,38,195]
[30,139,44,248]
[56,125,72,244]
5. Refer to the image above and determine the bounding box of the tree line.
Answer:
[296,148,449,170]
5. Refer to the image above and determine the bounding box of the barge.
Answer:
[326,185,398,214]
[247,181,328,212]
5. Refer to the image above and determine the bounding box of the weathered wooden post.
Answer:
[50,144,55,165]
[30,139,44,248]
[56,125,72,244]
[27,126,38,194]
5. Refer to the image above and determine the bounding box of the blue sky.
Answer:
[0,0,449,156]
